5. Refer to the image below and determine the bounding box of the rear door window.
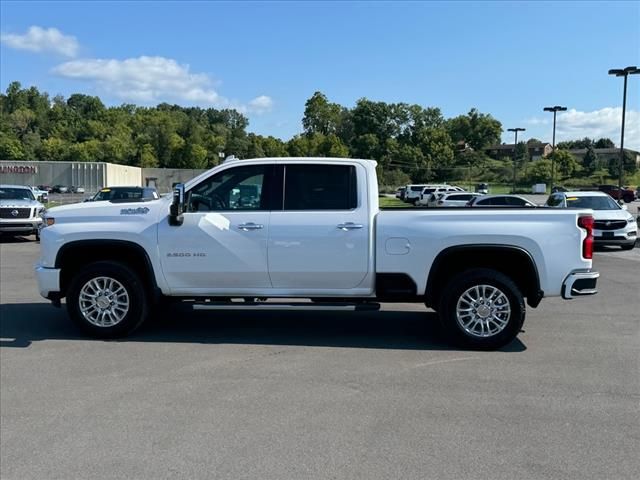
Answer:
[283,164,357,210]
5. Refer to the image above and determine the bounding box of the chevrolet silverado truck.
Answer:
[35,158,599,349]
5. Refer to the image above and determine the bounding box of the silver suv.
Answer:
[0,184,45,240]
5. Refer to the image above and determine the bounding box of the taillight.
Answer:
[578,215,594,259]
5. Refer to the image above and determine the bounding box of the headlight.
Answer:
[42,216,55,227]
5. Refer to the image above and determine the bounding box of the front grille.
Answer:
[594,220,626,231]
[0,223,33,229]
[0,208,31,219]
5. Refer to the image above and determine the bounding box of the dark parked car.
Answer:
[51,185,69,193]
[467,194,537,207]
[38,185,53,193]
[598,185,635,203]
[86,186,160,202]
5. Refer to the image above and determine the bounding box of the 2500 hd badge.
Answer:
[166,252,207,257]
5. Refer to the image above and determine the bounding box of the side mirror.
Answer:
[169,183,185,226]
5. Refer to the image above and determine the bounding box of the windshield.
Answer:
[0,187,35,201]
[93,188,146,201]
[566,195,620,210]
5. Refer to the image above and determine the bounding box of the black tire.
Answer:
[66,261,149,338]
[620,243,635,251]
[438,268,525,350]
[34,230,40,241]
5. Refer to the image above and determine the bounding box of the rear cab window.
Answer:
[283,164,357,211]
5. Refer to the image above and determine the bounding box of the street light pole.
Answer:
[608,66,639,192]
[508,127,526,193]
[543,105,567,187]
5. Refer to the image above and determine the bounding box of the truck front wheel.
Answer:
[438,268,525,350]
[67,261,149,338]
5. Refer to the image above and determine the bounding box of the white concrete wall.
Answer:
[105,163,141,187]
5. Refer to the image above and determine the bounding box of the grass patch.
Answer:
[379,196,407,208]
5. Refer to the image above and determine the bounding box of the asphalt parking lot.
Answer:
[1,239,639,480]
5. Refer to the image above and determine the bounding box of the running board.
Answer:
[192,302,380,312]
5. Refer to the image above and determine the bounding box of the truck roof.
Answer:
[184,157,378,189]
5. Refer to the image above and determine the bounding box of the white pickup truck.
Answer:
[36,158,599,349]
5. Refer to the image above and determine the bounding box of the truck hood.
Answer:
[46,197,170,224]
[0,199,43,209]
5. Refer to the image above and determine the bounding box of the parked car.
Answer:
[432,192,484,207]
[70,186,86,194]
[0,184,44,240]
[30,186,49,203]
[404,184,429,204]
[395,187,406,200]
[467,195,537,207]
[597,184,635,203]
[37,157,599,350]
[475,183,489,194]
[37,185,53,193]
[51,185,69,193]
[546,191,637,250]
[415,185,453,206]
[86,186,160,202]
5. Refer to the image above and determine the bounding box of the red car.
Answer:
[598,185,636,203]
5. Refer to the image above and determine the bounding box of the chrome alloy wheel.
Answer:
[455,285,511,338]
[78,276,130,327]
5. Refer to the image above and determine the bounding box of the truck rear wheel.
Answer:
[438,268,525,350]
[67,261,148,338]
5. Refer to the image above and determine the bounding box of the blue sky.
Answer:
[1,1,639,148]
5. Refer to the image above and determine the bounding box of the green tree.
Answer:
[0,131,25,159]
[445,108,502,150]
[582,146,598,175]
[524,159,553,184]
[594,138,615,149]
[607,151,638,179]
[39,137,70,162]
[138,144,159,168]
[550,149,580,179]
[302,92,344,135]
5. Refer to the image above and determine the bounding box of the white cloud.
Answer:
[1,26,79,57]
[526,107,639,151]
[52,55,273,114]
[247,95,274,114]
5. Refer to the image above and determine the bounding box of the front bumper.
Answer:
[0,219,42,234]
[594,226,637,246]
[562,270,599,299]
[35,265,61,299]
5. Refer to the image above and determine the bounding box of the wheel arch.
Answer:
[425,245,543,309]
[55,239,160,300]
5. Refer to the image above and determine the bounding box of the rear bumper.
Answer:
[562,270,599,299]
[35,265,61,299]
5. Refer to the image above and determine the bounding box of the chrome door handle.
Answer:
[337,222,364,231]
[237,222,264,231]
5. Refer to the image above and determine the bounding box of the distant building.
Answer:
[0,160,207,193]
[568,148,640,167]
[486,142,552,161]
